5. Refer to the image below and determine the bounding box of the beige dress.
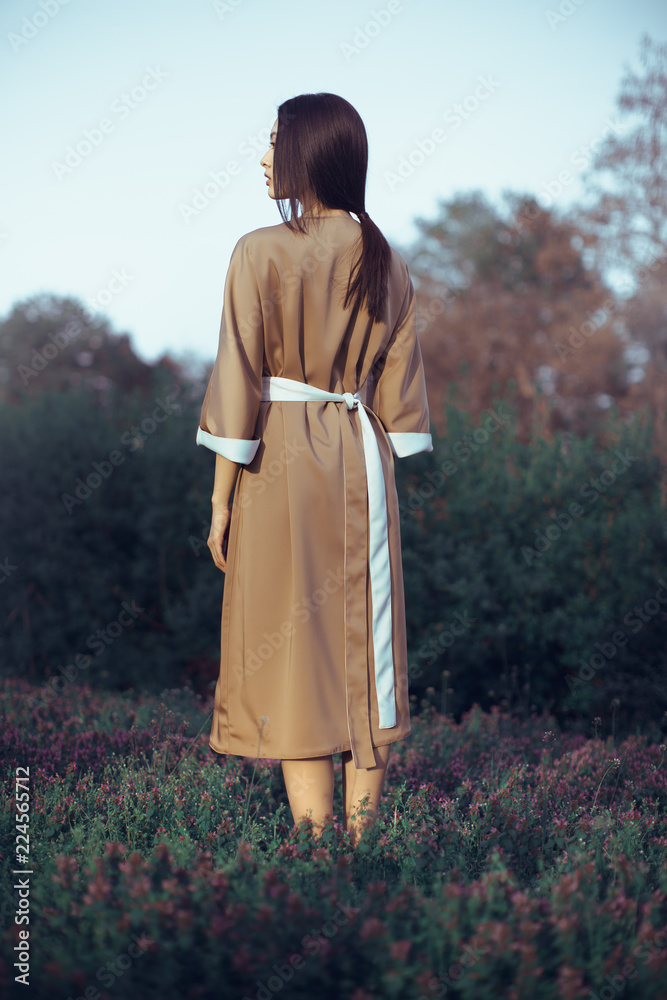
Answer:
[197,211,433,769]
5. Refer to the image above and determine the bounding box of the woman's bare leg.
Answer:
[281,755,334,840]
[341,743,391,846]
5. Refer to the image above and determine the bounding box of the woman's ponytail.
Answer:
[344,209,391,323]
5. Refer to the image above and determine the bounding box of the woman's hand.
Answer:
[208,504,232,572]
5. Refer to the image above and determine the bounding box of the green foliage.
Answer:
[394,382,667,736]
[1,379,666,734]
[0,379,222,694]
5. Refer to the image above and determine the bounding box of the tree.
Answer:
[0,293,181,407]
[572,33,667,468]
[400,191,630,444]
[575,33,667,284]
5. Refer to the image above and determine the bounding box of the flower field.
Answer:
[1,678,666,1000]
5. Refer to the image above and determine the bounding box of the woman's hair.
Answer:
[273,92,391,324]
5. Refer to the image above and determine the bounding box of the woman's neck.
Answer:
[298,208,352,220]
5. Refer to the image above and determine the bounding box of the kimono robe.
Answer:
[197,211,433,769]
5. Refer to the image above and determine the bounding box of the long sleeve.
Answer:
[370,268,433,458]
[196,235,264,463]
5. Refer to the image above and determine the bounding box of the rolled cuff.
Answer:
[196,426,261,464]
[387,432,433,458]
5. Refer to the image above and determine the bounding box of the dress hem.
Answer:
[208,730,411,762]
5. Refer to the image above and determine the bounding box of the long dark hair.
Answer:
[273,93,391,323]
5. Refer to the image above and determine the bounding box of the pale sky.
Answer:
[1,0,665,368]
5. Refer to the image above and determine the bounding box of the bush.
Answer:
[0,379,222,695]
[394,383,667,737]
[1,380,666,733]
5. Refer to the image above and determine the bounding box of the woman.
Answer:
[196,92,433,847]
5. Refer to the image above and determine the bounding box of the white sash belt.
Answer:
[260,375,396,731]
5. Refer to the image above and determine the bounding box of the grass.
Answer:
[1,676,666,999]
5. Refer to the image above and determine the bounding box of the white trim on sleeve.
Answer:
[387,432,433,458]
[196,426,260,464]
